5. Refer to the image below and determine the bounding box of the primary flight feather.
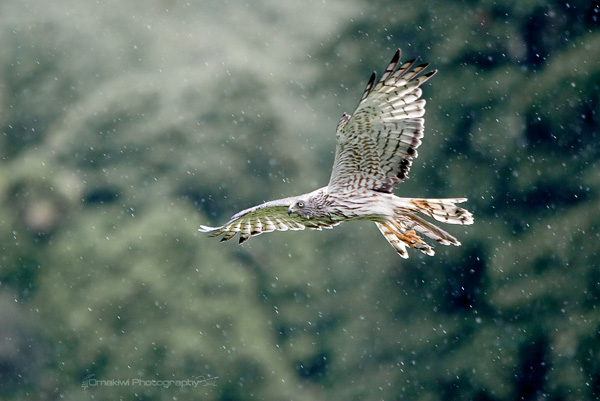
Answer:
[199,49,473,258]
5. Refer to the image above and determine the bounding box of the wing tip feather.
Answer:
[391,49,401,64]
[359,71,377,103]
[198,225,215,233]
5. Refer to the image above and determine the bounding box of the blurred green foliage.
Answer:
[1,0,599,400]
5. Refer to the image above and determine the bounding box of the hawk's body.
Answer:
[199,49,473,258]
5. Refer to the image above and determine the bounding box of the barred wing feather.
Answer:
[198,198,340,244]
[328,49,437,193]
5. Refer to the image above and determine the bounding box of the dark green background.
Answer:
[1,0,599,400]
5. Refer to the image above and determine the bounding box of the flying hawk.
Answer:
[199,49,473,258]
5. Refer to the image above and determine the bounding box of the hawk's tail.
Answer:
[376,198,473,258]
[407,198,474,226]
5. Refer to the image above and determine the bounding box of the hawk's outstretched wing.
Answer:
[198,198,340,244]
[328,49,437,193]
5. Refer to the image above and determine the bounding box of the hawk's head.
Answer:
[288,198,319,219]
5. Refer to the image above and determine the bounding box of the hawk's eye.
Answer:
[297,201,305,208]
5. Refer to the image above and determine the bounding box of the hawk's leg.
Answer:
[397,228,434,255]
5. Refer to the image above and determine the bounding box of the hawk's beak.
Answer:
[287,205,294,215]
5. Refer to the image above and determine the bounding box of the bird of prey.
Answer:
[199,49,473,258]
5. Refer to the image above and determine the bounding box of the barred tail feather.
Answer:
[405,213,461,246]
[377,197,473,257]
[407,198,474,225]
